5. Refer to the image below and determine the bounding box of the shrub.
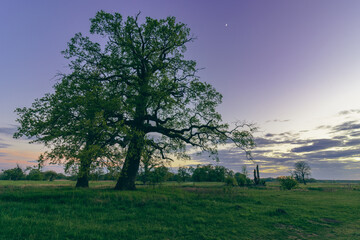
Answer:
[225,176,237,186]
[234,173,248,186]
[277,176,298,190]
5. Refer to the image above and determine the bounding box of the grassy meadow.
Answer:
[0,180,359,240]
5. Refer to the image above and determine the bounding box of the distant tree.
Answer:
[103,165,121,181]
[176,167,191,182]
[55,173,68,180]
[148,166,171,185]
[138,145,164,184]
[26,168,44,181]
[2,165,25,180]
[192,165,213,182]
[191,164,233,182]
[43,171,58,181]
[307,178,317,183]
[89,168,105,181]
[292,161,311,185]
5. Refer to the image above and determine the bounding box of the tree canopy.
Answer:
[14,11,255,190]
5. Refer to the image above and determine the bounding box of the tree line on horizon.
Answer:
[0,161,314,189]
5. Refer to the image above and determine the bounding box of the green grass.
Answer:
[0,181,359,239]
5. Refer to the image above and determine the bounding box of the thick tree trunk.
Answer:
[115,134,145,190]
[76,173,89,188]
[75,158,91,188]
[302,174,307,185]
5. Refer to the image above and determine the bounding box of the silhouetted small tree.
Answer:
[292,161,311,185]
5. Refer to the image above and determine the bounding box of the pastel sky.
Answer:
[1,0,360,179]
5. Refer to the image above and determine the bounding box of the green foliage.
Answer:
[176,167,192,182]
[43,171,58,181]
[192,164,232,182]
[54,173,68,180]
[1,165,25,180]
[225,176,237,186]
[307,178,317,183]
[234,173,251,186]
[14,10,255,190]
[277,176,298,190]
[26,169,44,181]
[148,166,172,185]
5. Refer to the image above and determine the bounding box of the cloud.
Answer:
[254,133,305,147]
[188,114,360,178]
[303,148,360,160]
[0,143,10,148]
[316,125,332,130]
[345,138,360,147]
[333,121,360,132]
[333,135,348,140]
[350,131,360,137]
[266,119,290,123]
[255,137,279,146]
[265,133,274,137]
[291,139,343,153]
[338,109,360,115]
[0,126,17,136]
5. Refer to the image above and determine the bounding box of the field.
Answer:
[0,181,359,240]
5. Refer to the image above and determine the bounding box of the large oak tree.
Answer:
[15,11,255,190]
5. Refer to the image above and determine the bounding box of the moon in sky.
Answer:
[225,24,228,27]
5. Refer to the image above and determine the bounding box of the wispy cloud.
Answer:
[332,121,360,132]
[0,126,17,136]
[303,149,360,160]
[0,143,10,148]
[291,139,343,153]
[345,138,360,147]
[338,109,360,115]
[266,119,290,123]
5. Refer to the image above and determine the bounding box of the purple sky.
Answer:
[1,0,360,179]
